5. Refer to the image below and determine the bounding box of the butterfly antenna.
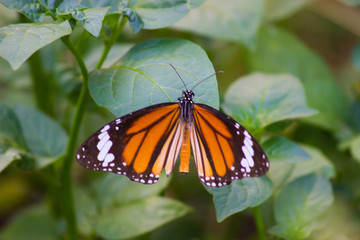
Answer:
[190,71,224,91]
[169,63,188,91]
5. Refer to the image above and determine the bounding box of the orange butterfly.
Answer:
[76,65,269,187]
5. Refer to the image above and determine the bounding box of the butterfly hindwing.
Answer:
[191,104,269,187]
[76,103,181,184]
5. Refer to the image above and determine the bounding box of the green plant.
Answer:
[1,0,359,239]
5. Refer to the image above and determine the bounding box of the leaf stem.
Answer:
[95,16,128,69]
[60,36,89,240]
[252,206,267,240]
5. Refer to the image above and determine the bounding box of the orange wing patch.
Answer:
[194,105,232,138]
[126,105,179,134]
[192,104,237,183]
[121,104,180,174]
[153,117,182,176]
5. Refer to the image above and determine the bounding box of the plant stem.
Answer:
[252,206,267,240]
[59,14,126,238]
[60,36,89,240]
[95,16,127,69]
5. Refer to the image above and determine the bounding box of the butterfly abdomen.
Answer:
[179,123,191,173]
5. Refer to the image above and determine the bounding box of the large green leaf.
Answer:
[0,103,27,150]
[207,176,273,222]
[265,0,315,21]
[269,174,334,239]
[128,0,205,30]
[352,44,360,70]
[263,136,311,163]
[268,145,335,191]
[13,106,67,158]
[89,38,219,117]
[0,0,48,22]
[350,135,360,163]
[340,0,360,6]
[173,0,264,48]
[93,196,191,239]
[0,147,22,172]
[0,21,72,70]
[84,43,133,70]
[247,27,350,131]
[9,106,68,169]
[73,186,97,236]
[93,172,169,208]
[0,204,59,240]
[222,73,316,130]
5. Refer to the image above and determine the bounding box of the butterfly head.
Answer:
[182,90,194,100]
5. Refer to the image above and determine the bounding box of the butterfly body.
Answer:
[77,90,269,187]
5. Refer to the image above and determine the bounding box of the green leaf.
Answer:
[266,0,315,21]
[12,106,68,166]
[0,204,59,240]
[247,27,350,131]
[208,176,273,222]
[93,196,191,239]
[89,38,219,117]
[56,0,87,14]
[350,135,360,163]
[0,21,72,70]
[0,0,47,22]
[0,147,22,172]
[85,43,133,70]
[173,0,264,48]
[263,136,311,163]
[340,0,360,6]
[73,186,97,236]
[269,174,334,239]
[72,7,110,37]
[0,103,27,150]
[352,43,360,70]
[127,0,204,30]
[268,145,335,191]
[222,73,317,130]
[93,172,169,208]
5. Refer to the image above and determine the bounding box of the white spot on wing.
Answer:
[97,141,112,161]
[97,133,110,150]
[242,145,254,167]
[244,138,254,157]
[102,153,115,167]
[101,125,110,132]
[243,130,251,139]
[241,158,251,173]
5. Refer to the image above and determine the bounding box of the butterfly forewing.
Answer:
[191,104,269,187]
[76,103,180,184]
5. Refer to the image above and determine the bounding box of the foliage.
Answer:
[0,0,359,239]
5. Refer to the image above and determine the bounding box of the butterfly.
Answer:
[76,65,269,187]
